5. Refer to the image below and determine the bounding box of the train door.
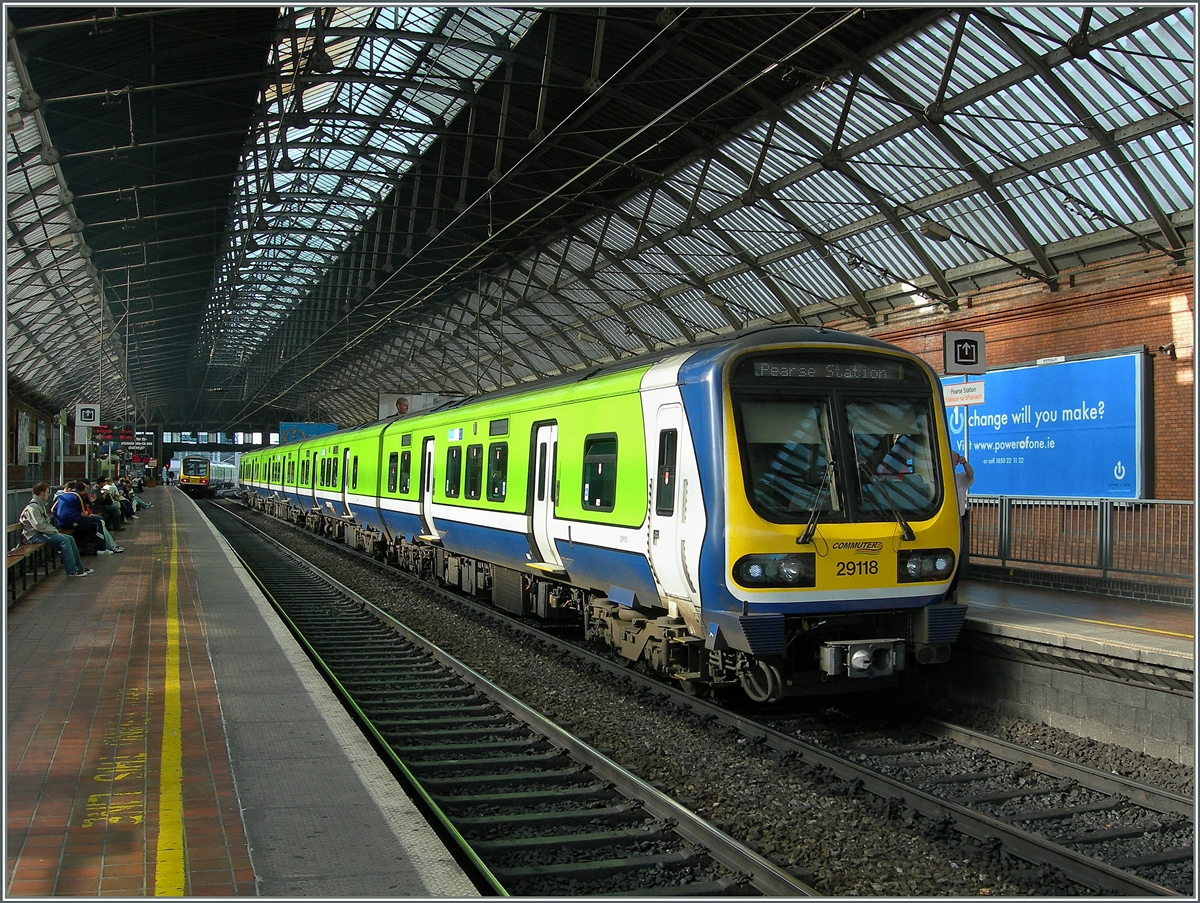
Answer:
[303,452,314,507]
[530,423,564,568]
[341,447,352,516]
[418,437,438,538]
[648,404,691,600]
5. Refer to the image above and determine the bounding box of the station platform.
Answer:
[958,579,1194,677]
[949,580,1193,764]
[5,485,477,897]
[6,487,1193,896]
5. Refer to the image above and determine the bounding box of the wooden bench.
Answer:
[7,523,69,605]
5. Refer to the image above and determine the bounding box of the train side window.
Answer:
[400,451,411,493]
[387,453,398,493]
[351,456,358,490]
[582,434,617,511]
[655,429,678,516]
[487,443,507,502]
[464,444,483,500]
[445,447,462,497]
[332,457,339,488]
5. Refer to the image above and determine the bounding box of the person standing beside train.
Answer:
[950,451,974,589]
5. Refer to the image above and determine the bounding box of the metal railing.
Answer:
[968,496,1194,582]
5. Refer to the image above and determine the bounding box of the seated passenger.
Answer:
[90,480,124,532]
[19,482,93,577]
[50,484,106,554]
[100,477,134,523]
[71,481,124,553]
[124,478,150,510]
[121,478,148,512]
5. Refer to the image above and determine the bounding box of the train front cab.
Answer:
[693,339,967,699]
[178,456,210,496]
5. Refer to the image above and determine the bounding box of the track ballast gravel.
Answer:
[227,504,1192,896]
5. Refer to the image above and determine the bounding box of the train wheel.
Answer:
[739,659,782,703]
[675,677,704,697]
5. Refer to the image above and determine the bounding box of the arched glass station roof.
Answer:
[6,6,1194,431]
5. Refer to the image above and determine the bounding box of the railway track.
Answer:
[205,503,815,897]
[766,712,1193,896]
[210,499,1193,896]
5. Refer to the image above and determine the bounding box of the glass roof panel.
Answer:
[1124,129,1194,213]
[846,130,963,207]
[772,169,873,234]
[203,5,539,368]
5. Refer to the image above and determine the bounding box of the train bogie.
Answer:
[239,326,967,701]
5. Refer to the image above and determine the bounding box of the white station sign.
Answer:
[943,381,985,406]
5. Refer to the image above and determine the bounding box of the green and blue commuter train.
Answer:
[240,326,966,700]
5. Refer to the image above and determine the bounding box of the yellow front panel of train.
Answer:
[721,373,961,598]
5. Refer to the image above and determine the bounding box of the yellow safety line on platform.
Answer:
[1073,617,1193,640]
[154,508,186,895]
[974,602,1193,640]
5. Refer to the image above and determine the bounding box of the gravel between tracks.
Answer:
[228,505,1192,896]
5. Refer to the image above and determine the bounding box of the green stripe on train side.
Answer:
[248,363,655,529]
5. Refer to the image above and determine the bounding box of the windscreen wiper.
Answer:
[798,460,834,546]
[858,462,915,541]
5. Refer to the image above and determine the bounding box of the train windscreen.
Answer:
[730,350,943,524]
[182,458,208,477]
[741,399,839,518]
[845,399,939,517]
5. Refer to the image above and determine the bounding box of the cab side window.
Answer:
[655,429,677,516]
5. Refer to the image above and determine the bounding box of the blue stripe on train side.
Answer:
[554,540,661,607]
[435,517,533,573]
[378,509,426,542]
[347,502,387,533]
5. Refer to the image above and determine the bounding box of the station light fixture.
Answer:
[918,220,953,242]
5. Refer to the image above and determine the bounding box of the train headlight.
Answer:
[897,549,955,583]
[734,553,815,588]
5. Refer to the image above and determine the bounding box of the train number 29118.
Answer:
[836,559,879,576]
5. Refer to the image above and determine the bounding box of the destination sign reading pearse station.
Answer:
[735,354,909,384]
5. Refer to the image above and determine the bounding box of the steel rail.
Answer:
[911,716,1194,820]
[209,502,817,897]
[214,521,507,896]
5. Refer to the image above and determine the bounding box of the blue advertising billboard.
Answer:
[943,352,1145,499]
[279,422,338,443]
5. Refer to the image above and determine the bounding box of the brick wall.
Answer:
[858,255,1194,501]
